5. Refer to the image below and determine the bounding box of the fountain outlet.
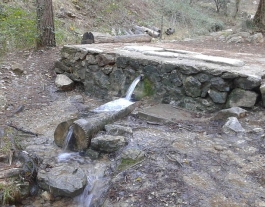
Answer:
[54,75,143,151]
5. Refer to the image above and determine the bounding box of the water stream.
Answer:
[62,125,74,151]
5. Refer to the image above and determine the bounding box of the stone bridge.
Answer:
[55,43,265,112]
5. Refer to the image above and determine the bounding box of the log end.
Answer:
[54,119,77,148]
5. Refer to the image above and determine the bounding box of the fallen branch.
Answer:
[7,123,39,136]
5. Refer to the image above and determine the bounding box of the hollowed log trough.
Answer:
[54,102,137,151]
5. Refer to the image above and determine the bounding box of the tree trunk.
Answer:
[36,0,56,48]
[254,0,265,30]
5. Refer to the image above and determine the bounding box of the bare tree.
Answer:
[213,0,228,14]
[254,0,265,30]
[36,0,56,48]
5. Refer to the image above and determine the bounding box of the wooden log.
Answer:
[133,25,160,38]
[94,34,152,44]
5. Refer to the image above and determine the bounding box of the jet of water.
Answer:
[62,125,74,151]
[125,74,144,100]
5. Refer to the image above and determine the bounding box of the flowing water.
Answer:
[125,74,143,100]
[93,74,143,113]
[92,98,133,112]
[62,125,74,151]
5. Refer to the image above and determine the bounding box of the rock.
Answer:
[208,89,227,104]
[90,135,127,153]
[183,76,201,97]
[251,33,264,44]
[41,191,53,201]
[97,54,115,66]
[102,65,113,75]
[38,164,87,197]
[195,73,211,83]
[227,36,244,43]
[86,54,97,64]
[259,83,265,107]
[234,76,261,90]
[214,107,247,120]
[210,77,229,92]
[222,117,245,134]
[105,124,133,136]
[121,147,145,161]
[226,88,257,108]
[55,74,75,91]
[11,63,24,75]
[85,149,100,160]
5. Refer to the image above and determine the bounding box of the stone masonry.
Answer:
[55,44,265,112]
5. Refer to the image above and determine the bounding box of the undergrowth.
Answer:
[0,5,37,55]
[0,180,21,205]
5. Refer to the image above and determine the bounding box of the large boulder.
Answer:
[37,163,87,197]
[226,88,258,108]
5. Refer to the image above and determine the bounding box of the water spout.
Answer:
[62,125,74,151]
[125,74,144,101]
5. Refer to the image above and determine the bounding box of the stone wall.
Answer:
[55,44,264,112]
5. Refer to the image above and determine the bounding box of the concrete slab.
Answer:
[137,104,204,123]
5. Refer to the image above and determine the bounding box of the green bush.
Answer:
[0,5,37,54]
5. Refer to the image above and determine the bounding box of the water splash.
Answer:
[62,125,74,151]
[92,98,133,112]
[125,74,143,100]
